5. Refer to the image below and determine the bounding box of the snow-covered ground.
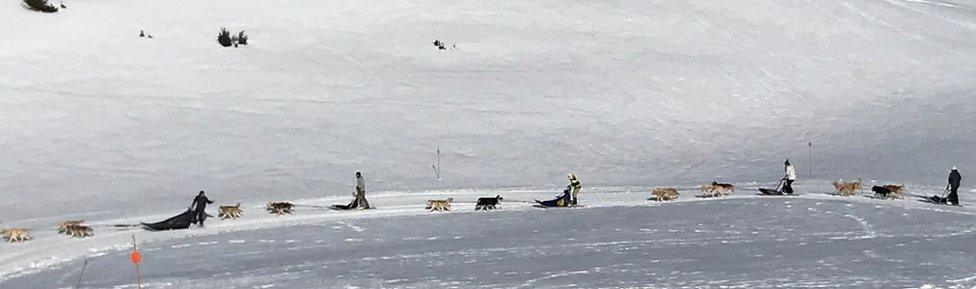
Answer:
[3,182,976,288]
[2,0,976,287]
[1,0,975,220]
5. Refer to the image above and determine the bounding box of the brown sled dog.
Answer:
[651,188,679,201]
[219,203,243,219]
[58,220,84,234]
[872,184,905,199]
[882,184,904,198]
[700,182,734,197]
[64,224,93,238]
[833,179,862,196]
[266,202,294,216]
[2,228,31,243]
[426,198,453,212]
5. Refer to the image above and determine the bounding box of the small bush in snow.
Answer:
[236,31,248,46]
[217,28,234,47]
[217,28,248,47]
[23,0,58,13]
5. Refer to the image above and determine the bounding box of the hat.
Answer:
[785,159,790,165]
[952,167,958,171]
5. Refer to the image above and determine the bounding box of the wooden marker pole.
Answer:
[808,142,813,178]
[74,257,89,289]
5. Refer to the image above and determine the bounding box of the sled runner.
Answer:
[329,204,374,211]
[758,188,798,196]
[533,204,585,209]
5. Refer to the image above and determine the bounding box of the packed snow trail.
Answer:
[2,182,976,288]
[5,194,976,288]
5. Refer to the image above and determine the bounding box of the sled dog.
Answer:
[475,195,503,211]
[426,198,453,212]
[883,184,904,198]
[701,182,734,197]
[871,185,904,199]
[266,202,294,216]
[219,203,243,219]
[64,224,93,238]
[833,179,862,196]
[652,188,679,201]
[58,220,84,234]
[2,228,31,243]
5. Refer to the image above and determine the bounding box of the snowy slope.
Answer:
[2,0,976,287]
[1,0,975,221]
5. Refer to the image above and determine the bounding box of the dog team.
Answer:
[0,163,964,243]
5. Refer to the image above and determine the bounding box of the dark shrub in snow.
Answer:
[218,28,248,47]
[217,28,233,47]
[23,0,58,13]
[236,31,248,45]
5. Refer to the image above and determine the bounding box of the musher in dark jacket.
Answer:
[947,167,962,205]
[931,167,963,205]
[190,191,214,227]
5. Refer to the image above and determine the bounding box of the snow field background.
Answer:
[2,0,976,287]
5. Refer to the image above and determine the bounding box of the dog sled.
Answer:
[759,179,795,196]
[329,204,375,211]
[921,192,962,207]
[331,192,372,211]
[920,196,962,207]
[534,191,581,208]
[142,209,198,231]
[533,203,584,209]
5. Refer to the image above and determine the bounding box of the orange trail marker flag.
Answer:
[130,235,143,289]
[130,250,142,265]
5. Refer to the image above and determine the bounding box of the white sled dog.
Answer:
[652,188,679,201]
[833,179,862,196]
[700,182,734,197]
[219,203,243,219]
[426,198,453,211]
[2,228,31,243]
